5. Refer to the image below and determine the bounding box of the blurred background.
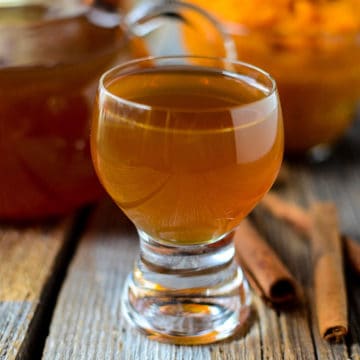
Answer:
[0,0,359,221]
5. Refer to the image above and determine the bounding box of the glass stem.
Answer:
[122,230,252,345]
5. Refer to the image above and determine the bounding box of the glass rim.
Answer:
[99,55,277,113]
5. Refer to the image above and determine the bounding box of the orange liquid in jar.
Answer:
[92,67,283,244]
[182,0,360,154]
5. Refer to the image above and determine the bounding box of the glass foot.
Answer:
[122,231,252,345]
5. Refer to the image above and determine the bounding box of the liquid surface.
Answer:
[92,67,283,244]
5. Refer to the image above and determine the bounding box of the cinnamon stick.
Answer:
[260,192,360,275]
[234,219,300,305]
[343,235,360,276]
[261,192,311,234]
[310,203,348,341]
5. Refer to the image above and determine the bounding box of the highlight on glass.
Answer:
[91,56,284,344]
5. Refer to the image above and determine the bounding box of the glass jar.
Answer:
[182,0,360,158]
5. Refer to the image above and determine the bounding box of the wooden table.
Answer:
[1,116,360,360]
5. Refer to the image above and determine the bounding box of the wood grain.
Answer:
[42,120,360,359]
[0,218,76,360]
[42,197,320,360]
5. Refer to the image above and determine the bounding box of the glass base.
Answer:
[122,231,252,345]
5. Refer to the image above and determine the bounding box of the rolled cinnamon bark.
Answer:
[343,235,360,276]
[260,192,360,275]
[234,219,300,305]
[261,192,311,234]
[310,203,348,341]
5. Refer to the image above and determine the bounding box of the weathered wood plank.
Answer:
[42,201,214,360]
[255,117,360,360]
[252,193,317,360]
[0,217,78,360]
[43,120,360,359]
[0,302,32,359]
[295,123,360,360]
[42,199,316,360]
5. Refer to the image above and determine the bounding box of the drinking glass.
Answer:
[91,55,284,344]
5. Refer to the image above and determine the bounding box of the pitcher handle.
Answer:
[123,0,237,61]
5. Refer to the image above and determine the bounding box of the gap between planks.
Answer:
[0,208,91,360]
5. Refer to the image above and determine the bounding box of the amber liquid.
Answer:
[92,67,283,244]
[183,10,360,153]
[0,5,127,219]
